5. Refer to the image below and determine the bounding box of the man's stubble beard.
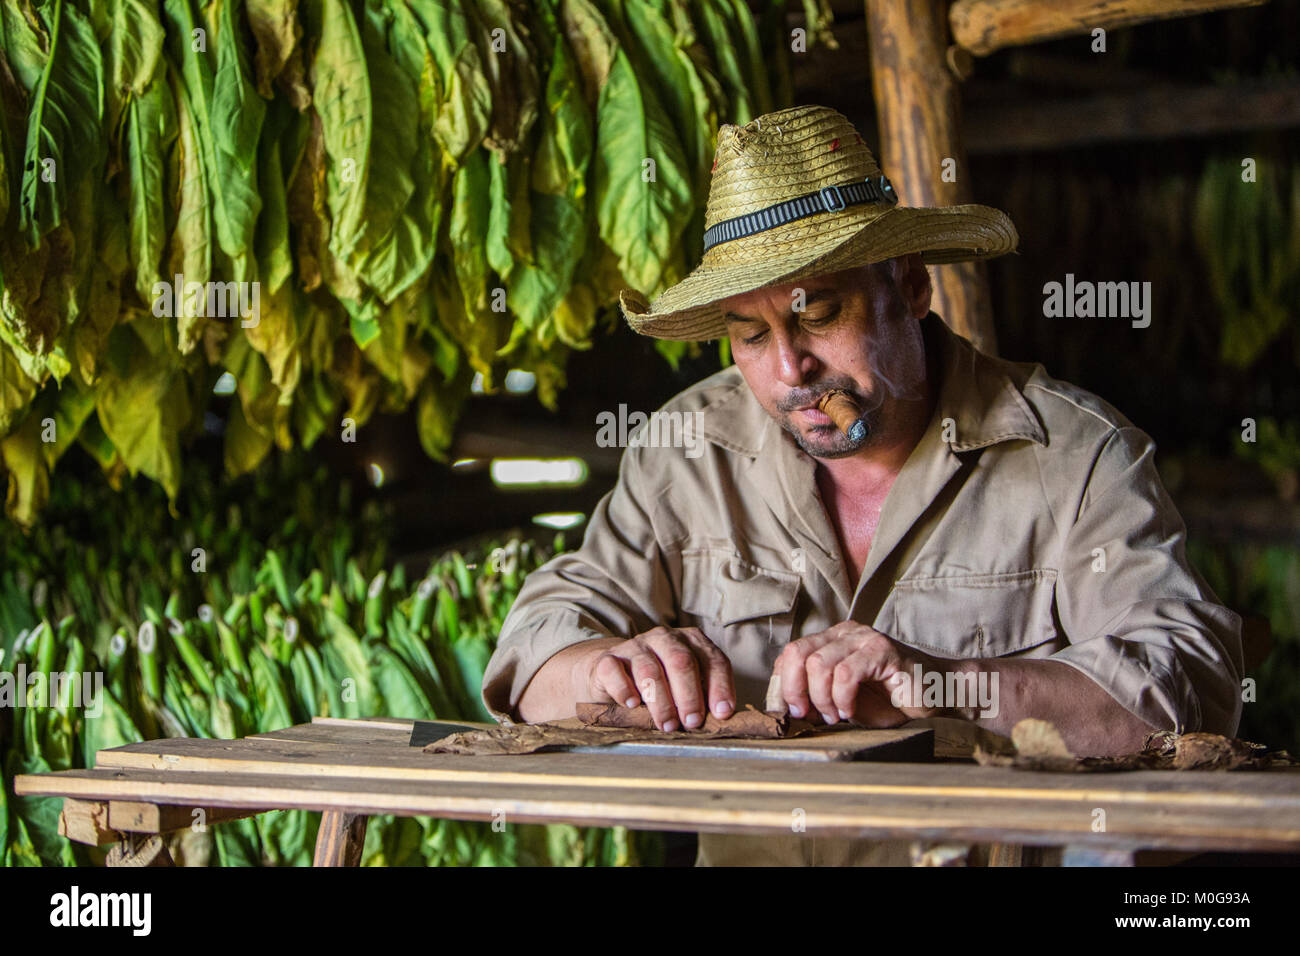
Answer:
[780,401,885,459]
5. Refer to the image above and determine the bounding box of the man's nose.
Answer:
[773,330,819,387]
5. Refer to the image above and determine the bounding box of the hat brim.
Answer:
[619,204,1018,341]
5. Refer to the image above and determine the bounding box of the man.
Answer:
[480,105,1243,866]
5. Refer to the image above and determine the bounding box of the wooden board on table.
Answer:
[407,719,935,763]
[17,762,1300,852]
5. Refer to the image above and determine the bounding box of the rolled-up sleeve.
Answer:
[1051,426,1243,735]
[481,446,678,722]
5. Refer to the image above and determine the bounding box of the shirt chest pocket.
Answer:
[678,550,802,652]
[887,569,1058,658]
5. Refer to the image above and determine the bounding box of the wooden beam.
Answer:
[107,801,265,834]
[106,833,174,867]
[964,78,1300,153]
[58,798,118,846]
[313,810,368,866]
[950,0,1268,57]
[865,0,999,353]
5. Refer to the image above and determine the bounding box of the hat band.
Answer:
[701,175,899,254]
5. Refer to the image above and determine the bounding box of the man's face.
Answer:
[720,256,932,459]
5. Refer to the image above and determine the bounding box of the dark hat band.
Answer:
[701,175,899,254]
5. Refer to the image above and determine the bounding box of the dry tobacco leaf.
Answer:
[973,719,1300,773]
[424,703,819,756]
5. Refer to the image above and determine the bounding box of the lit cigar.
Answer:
[817,389,869,443]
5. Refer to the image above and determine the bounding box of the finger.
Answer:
[775,632,838,719]
[647,633,707,730]
[680,629,736,720]
[853,682,909,728]
[589,653,640,709]
[626,650,678,730]
[830,651,876,720]
[805,642,856,725]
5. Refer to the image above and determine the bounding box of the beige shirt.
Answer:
[481,312,1243,864]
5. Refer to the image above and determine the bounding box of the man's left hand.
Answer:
[772,621,968,726]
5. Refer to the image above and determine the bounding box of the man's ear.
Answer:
[896,253,933,320]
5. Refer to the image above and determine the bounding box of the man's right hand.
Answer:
[583,627,736,732]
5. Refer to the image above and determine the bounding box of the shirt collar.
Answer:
[698,311,1047,456]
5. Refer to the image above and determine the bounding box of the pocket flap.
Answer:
[681,551,801,626]
[890,569,1058,657]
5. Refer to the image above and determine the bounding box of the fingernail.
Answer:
[683,712,701,729]
[625,697,639,708]
[789,702,805,718]
[821,712,837,725]
[714,701,733,718]
[664,719,679,732]
[838,708,852,720]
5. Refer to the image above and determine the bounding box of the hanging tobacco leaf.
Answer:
[16,0,105,247]
[125,68,178,304]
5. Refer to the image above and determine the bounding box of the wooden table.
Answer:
[14,716,1300,866]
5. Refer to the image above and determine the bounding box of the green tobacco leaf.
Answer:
[370,642,436,720]
[244,277,302,397]
[74,185,131,385]
[95,323,192,502]
[254,96,295,295]
[17,0,105,246]
[590,31,692,295]
[0,344,39,436]
[613,0,713,197]
[415,356,472,461]
[100,0,166,138]
[310,0,417,268]
[39,374,96,467]
[692,0,754,124]
[127,71,179,303]
[164,61,211,353]
[163,0,261,280]
[356,0,444,302]
[726,0,772,117]
[250,646,294,731]
[503,0,590,336]
[223,389,274,477]
[210,0,265,280]
[485,150,525,280]
[0,408,49,525]
[406,0,491,165]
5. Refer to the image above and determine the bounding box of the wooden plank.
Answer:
[865,0,998,354]
[950,0,1267,57]
[310,716,415,731]
[58,798,118,846]
[107,801,266,834]
[966,79,1300,153]
[84,734,1300,808]
[15,766,1300,852]
[248,723,414,748]
[314,811,368,867]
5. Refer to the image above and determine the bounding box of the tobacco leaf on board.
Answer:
[424,703,821,756]
[973,718,1300,772]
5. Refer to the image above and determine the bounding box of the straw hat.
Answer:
[618,105,1019,341]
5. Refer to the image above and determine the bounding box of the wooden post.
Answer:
[865,0,999,354]
[950,0,1267,57]
[313,811,369,867]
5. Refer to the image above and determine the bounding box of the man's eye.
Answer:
[743,330,768,345]
[802,309,839,326]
